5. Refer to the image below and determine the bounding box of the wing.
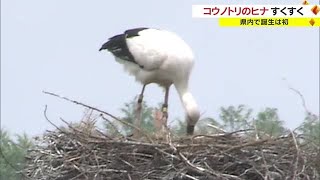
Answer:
[100,28,181,71]
[125,28,169,71]
[99,28,148,68]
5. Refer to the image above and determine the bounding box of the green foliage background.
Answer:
[0,130,33,180]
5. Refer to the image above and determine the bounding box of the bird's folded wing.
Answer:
[126,31,168,71]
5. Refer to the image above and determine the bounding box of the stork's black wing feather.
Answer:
[99,27,149,68]
[124,27,148,38]
[99,34,134,63]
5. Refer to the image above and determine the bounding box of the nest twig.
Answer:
[21,91,319,180]
[22,119,319,180]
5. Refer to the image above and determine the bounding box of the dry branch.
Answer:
[21,91,319,180]
[23,119,319,180]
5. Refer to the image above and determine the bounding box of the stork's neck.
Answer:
[174,80,200,126]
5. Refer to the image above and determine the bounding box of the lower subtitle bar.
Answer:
[219,18,320,27]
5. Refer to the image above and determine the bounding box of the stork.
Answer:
[99,27,200,135]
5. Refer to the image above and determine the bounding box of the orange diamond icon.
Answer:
[311,5,320,15]
[303,0,309,5]
[309,18,315,26]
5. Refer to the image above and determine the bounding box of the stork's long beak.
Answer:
[186,124,195,135]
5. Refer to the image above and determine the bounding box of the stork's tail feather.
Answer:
[99,34,125,52]
[99,34,138,65]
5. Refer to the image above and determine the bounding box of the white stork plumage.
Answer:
[99,27,200,135]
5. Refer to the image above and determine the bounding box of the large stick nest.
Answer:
[23,119,319,180]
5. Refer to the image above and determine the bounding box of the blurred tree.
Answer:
[219,105,253,132]
[171,118,186,136]
[195,117,221,134]
[254,108,287,137]
[104,120,122,136]
[108,98,312,140]
[217,105,288,137]
[0,129,33,180]
[298,113,320,145]
[171,117,220,136]
[104,96,156,135]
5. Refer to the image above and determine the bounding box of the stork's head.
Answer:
[181,92,200,135]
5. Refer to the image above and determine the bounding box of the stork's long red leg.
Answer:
[133,84,146,137]
[161,86,170,128]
